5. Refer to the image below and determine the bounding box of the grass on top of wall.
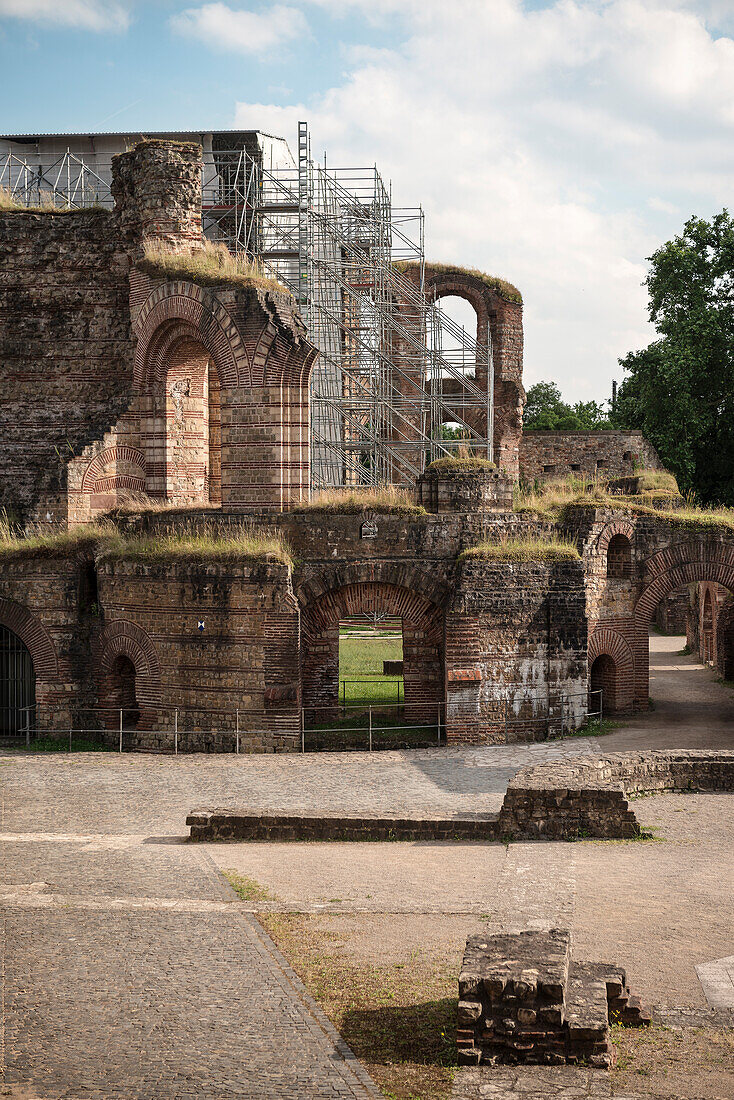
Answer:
[634,470,680,494]
[98,525,294,566]
[294,486,426,516]
[459,536,581,563]
[0,515,112,557]
[0,186,105,214]
[0,513,293,566]
[392,259,523,303]
[108,491,222,516]
[139,241,291,295]
[514,474,734,533]
[426,455,497,476]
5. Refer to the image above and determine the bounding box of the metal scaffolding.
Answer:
[242,123,494,488]
[1,126,494,489]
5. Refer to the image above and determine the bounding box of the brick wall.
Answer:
[96,556,301,751]
[398,265,525,480]
[445,558,588,744]
[0,209,134,525]
[1,140,316,527]
[520,431,661,485]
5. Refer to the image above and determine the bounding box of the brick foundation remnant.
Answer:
[497,749,734,840]
[186,750,734,841]
[457,930,651,1069]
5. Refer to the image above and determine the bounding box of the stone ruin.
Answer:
[458,930,651,1069]
[1,137,734,748]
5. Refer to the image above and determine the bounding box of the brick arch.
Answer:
[98,619,162,709]
[81,445,146,494]
[0,597,58,680]
[424,278,488,351]
[633,540,734,706]
[301,582,443,643]
[296,561,450,614]
[300,580,445,719]
[134,281,247,392]
[588,626,634,713]
[596,521,635,559]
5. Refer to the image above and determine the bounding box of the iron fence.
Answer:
[0,689,604,754]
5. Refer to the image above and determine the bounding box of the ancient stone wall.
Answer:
[445,558,588,743]
[397,265,525,480]
[498,749,734,840]
[96,556,301,751]
[520,431,661,485]
[565,504,734,712]
[0,549,99,729]
[0,209,134,524]
[1,140,316,527]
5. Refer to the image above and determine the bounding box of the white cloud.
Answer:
[235,0,734,401]
[171,2,308,55]
[0,0,129,31]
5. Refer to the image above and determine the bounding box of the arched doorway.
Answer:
[144,328,222,507]
[300,581,445,739]
[633,542,734,709]
[590,654,617,715]
[0,624,35,737]
[107,654,140,731]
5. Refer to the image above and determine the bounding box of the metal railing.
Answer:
[338,678,404,708]
[0,690,604,754]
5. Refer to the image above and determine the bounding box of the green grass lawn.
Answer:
[338,627,404,707]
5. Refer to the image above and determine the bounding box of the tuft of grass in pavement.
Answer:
[259,913,456,1100]
[223,870,275,902]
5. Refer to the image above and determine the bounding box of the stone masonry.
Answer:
[457,929,651,1069]
[520,431,661,485]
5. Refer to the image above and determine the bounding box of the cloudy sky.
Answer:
[1,0,732,403]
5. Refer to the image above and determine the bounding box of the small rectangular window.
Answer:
[543,464,555,474]
[596,459,606,468]
[570,463,581,472]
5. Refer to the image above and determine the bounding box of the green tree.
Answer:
[614,210,734,504]
[524,381,611,430]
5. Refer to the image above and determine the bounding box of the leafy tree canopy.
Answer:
[523,380,612,431]
[613,210,734,505]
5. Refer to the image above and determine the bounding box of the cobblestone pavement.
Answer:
[1,636,731,1098]
[0,797,381,1096]
[0,736,599,837]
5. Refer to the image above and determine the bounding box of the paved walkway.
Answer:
[0,634,731,1098]
[0,828,380,1097]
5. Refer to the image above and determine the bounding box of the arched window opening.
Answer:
[430,295,479,379]
[0,625,35,737]
[607,534,632,578]
[109,654,140,730]
[590,653,617,715]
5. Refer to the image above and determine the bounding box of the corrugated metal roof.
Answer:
[0,128,287,141]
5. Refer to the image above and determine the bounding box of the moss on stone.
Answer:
[393,260,523,304]
[426,456,497,476]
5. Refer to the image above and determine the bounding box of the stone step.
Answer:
[564,973,612,1068]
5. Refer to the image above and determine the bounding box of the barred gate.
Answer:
[0,625,35,738]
